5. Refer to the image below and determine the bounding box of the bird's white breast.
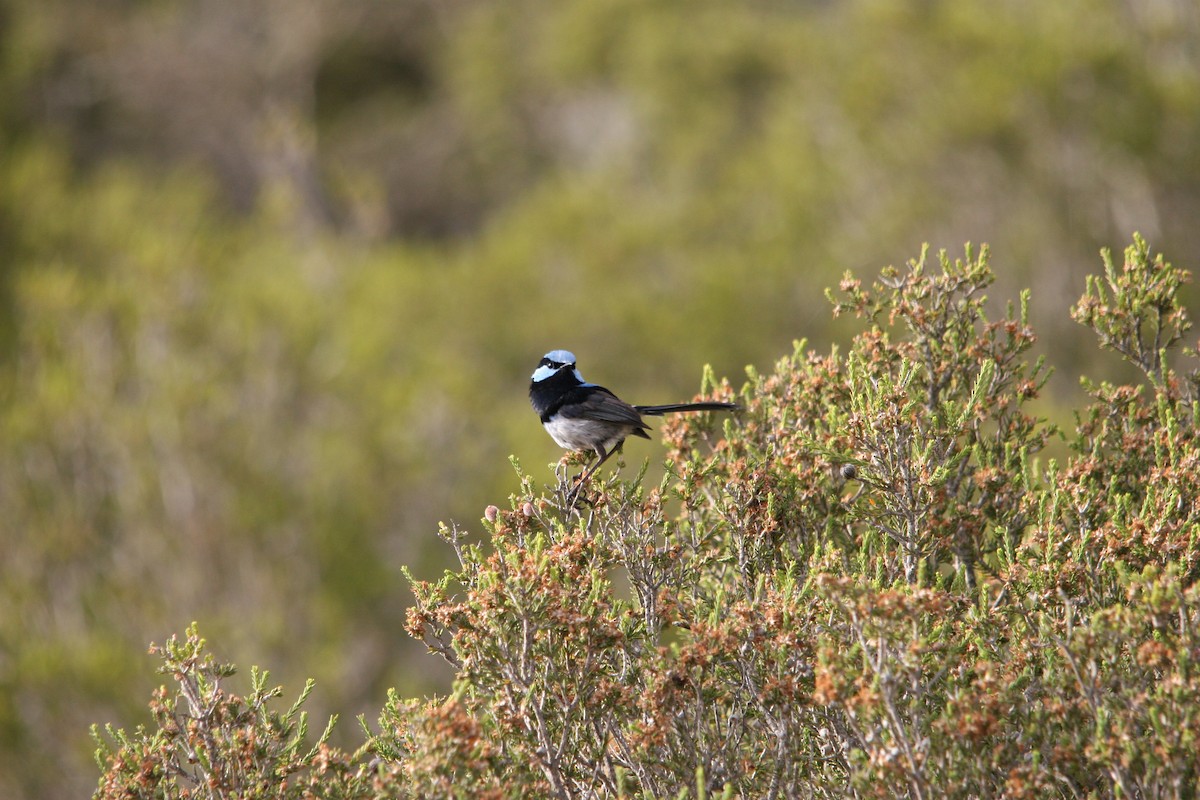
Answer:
[543,415,623,453]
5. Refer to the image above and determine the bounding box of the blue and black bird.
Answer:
[529,349,739,487]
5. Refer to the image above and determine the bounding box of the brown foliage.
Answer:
[99,238,1200,798]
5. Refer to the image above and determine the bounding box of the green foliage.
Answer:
[3,1,1200,797]
[390,237,1197,797]
[99,236,1200,798]
[1073,232,1193,385]
[1026,236,1200,603]
[92,624,397,800]
[0,144,457,797]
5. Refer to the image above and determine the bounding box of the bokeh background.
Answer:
[1,0,1198,796]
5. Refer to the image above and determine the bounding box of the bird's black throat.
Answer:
[529,367,585,421]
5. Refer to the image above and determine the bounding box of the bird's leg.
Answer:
[556,448,592,485]
[566,445,618,503]
[579,445,616,486]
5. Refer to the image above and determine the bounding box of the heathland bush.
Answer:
[96,236,1200,798]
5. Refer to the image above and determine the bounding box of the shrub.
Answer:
[97,235,1200,798]
[92,624,400,800]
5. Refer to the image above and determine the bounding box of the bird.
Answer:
[529,349,740,490]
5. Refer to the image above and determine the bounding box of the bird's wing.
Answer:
[557,386,650,429]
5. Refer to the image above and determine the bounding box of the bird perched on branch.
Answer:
[529,349,740,489]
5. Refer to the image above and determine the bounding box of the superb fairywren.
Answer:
[529,349,739,489]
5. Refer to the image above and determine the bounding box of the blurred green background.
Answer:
[1,0,1197,796]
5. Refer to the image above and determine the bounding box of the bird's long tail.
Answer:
[635,401,741,416]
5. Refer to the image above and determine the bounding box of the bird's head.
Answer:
[531,349,587,385]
